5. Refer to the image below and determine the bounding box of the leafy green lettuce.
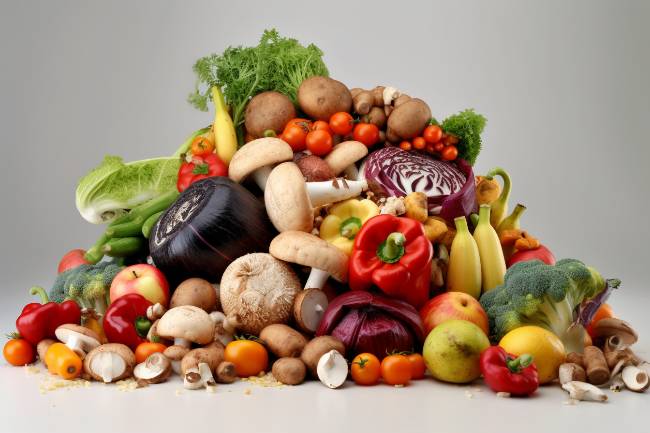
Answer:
[441,109,487,166]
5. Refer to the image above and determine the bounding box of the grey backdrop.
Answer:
[1,0,649,332]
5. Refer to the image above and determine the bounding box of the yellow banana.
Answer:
[496,203,527,260]
[446,216,482,299]
[211,86,238,164]
[474,204,506,292]
[484,167,512,228]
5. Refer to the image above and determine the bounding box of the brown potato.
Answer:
[259,324,308,358]
[300,336,345,376]
[272,358,306,385]
[170,278,217,312]
[387,98,432,139]
[244,91,296,138]
[298,76,352,121]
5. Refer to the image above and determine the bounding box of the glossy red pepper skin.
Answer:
[103,293,152,350]
[177,153,227,192]
[480,346,539,396]
[349,214,433,309]
[16,300,81,346]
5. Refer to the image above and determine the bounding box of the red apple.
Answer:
[110,264,169,307]
[58,249,90,273]
[507,244,556,268]
[419,292,489,336]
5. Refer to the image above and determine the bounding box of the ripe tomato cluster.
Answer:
[350,352,426,386]
[399,124,459,161]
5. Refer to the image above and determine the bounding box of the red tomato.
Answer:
[406,353,426,380]
[399,141,412,151]
[306,130,333,156]
[423,125,443,144]
[312,120,332,134]
[441,145,458,161]
[329,112,354,135]
[433,142,444,152]
[282,119,312,152]
[412,137,426,150]
[353,123,380,147]
[444,134,459,146]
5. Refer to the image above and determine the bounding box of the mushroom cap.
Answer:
[324,141,368,175]
[156,306,215,345]
[83,343,136,383]
[55,324,101,352]
[229,138,294,183]
[163,345,190,361]
[269,231,349,282]
[293,288,329,333]
[264,162,313,232]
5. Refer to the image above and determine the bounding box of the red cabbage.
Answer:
[316,291,425,359]
[362,147,477,221]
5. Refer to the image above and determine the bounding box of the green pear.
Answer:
[423,319,490,383]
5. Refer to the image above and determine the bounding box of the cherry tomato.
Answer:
[190,135,215,157]
[282,118,312,152]
[444,134,459,146]
[351,353,381,386]
[3,338,35,366]
[406,353,426,380]
[399,141,412,151]
[135,342,167,364]
[353,123,380,147]
[433,142,445,152]
[441,145,458,161]
[329,112,354,136]
[312,120,332,134]
[381,354,411,386]
[224,340,268,377]
[423,125,443,144]
[426,144,435,154]
[412,137,426,150]
[306,130,333,156]
[586,304,615,338]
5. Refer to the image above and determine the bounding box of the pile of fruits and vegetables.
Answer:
[5,29,649,402]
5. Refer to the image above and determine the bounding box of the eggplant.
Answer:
[149,177,275,286]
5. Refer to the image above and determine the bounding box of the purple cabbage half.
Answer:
[362,147,477,221]
[316,291,425,359]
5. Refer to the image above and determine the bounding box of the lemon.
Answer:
[499,326,565,384]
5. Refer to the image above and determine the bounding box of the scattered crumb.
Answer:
[244,388,252,395]
[24,365,40,375]
[175,389,184,396]
[206,385,217,393]
[394,384,405,388]
[563,399,578,406]
[472,387,483,393]
[464,390,474,399]
[38,377,91,394]
[241,372,283,387]
[115,379,139,392]
[496,392,511,398]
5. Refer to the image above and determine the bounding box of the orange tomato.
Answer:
[353,123,380,147]
[44,343,82,380]
[282,118,312,152]
[380,354,412,386]
[586,304,615,337]
[441,145,458,161]
[423,125,443,144]
[190,135,215,157]
[444,134,459,146]
[3,338,35,366]
[329,112,354,136]
[399,141,412,151]
[433,141,444,152]
[312,120,332,134]
[224,340,268,377]
[306,130,333,156]
[135,342,167,364]
[351,353,381,386]
[412,137,426,150]
[406,353,426,380]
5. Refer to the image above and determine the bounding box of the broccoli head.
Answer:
[479,258,607,353]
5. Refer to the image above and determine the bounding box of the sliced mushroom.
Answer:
[561,381,608,402]
[181,344,224,391]
[133,352,172,384]
[316,350,348,389]
[324,141,368,180]
[185,362,217,391]
[229,137,294,191]
[84,344,136,383]
[293,288,329,333]
[55,324,101,359]
[156,305,215,348]
[622,366,649,392]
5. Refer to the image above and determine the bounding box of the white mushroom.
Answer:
[209,311,234,346]
[133,352,172,384]
[83,344,136,383]
[561,381,608,402]
[265,162,368,233]
[324,141,368,180]
[316,350,348,389]
[621,366,649,392]
[293,289,329,333]
[146,303,166,321]
[229,137,294,191]
[181,344,223,391]
[156,305,215,348]
[55,324,101,359]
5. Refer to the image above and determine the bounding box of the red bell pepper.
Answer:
[16,287,81,346]
[103,293,153,350]
[177,153,227,192]
[479,346,539,396]
[349,214,433,308]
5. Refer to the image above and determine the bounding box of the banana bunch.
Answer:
[84,190,178,264]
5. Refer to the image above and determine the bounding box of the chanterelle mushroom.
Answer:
[228,137,294,191]
[324,141,368,180]
[264,161,369,232]
[156,305,215,348]
[84,343,136,383]
[55,324,101,359]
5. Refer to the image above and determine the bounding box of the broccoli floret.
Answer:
[480,258,606,353]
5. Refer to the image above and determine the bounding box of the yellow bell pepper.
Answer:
[319,199,379,255]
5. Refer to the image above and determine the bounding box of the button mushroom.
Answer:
[293,289,329,333]
[133,352,172,384]
[54,324,101,359]
[228,137,294,191]
[83,343,136,383]
[163,345,189,375]
[209,311,234,346]
[181,344,224,390]
[317,349,348,389]
[622,365,649,392]
[156,305,215,348]
[264,161,369,232]
[324,141,368,180]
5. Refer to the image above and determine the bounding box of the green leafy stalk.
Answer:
[441,109,487,165]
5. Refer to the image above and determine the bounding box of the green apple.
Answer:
[422,319,490,383]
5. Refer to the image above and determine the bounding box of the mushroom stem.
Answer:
[306,178,368,208]
[174,337,191,348]
[65,334,86,359]
[304,268,330,290]
[251,166,272,191]
[561,381,608,402]
[343,165,359,181]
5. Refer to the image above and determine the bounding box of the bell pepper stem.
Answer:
[134,316,152,338]
[304,268,330,290]
[29,286,50,304]
[507,354,534,372]
[340,217,362,239]
[377,232,406,263]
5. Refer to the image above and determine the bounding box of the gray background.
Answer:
[1,0,649,333]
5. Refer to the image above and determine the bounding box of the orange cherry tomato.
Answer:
[306,130,333,156]
[224,340,268,377]
[329,112,354,136]
[353,123,380,147]
[282,118,312,152]
[426,144,435,154]
[312,120,332,134]
[444,134,459,146]
[441,145,458,161]
[423,125,443,144]
[412,137,426,150]
[586,304,615,337]
[381,354,412,386]
[433,141,445,152]
[351,353,381,386]
[406,353,426,380]
[44,343,82,379]
[399,141,412,151]
[3,338,35,366]
[135,342,167,364]
[190,135,215,157]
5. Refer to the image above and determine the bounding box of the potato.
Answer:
[272,358,307,385]
[170,278,217,312]
[387,98,432,139]
[298,76,352,121]
[301,336,345,376]
[259,324,308,358]
[244,91,296,138]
